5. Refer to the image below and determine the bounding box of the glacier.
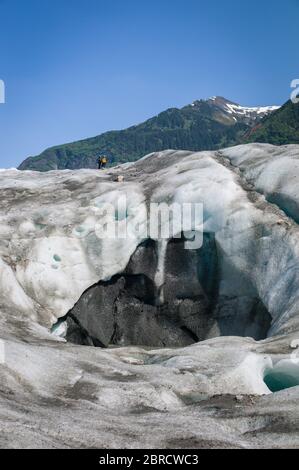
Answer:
[1,144,299,448]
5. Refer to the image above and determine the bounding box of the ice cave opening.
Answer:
[53,234,272,348]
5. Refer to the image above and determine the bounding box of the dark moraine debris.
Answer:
[62,234,272,348]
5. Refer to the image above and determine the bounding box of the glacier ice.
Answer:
[0,144,299,448]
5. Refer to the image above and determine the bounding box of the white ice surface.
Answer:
[0,145,299,448]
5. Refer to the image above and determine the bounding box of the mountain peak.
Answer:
[191,95,279,113]
[188,96,280,125]
[208,95,236,104]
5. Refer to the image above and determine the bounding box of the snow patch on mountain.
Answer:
[190,96,280,124]
[224,102,280,117]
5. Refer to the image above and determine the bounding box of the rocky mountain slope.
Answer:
[18,97,279,171]
[246,99,299,145]
[1,144,299,448]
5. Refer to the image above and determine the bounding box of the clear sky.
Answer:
[0,0,298,168]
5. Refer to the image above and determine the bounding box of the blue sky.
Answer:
[0,0,298,168]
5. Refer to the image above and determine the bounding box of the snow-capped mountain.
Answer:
[190,96,280,125]
[18,96,281,171]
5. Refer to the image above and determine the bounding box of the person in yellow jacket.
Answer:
[97,155,108,170]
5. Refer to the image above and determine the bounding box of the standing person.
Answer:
[97,155,108,170]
